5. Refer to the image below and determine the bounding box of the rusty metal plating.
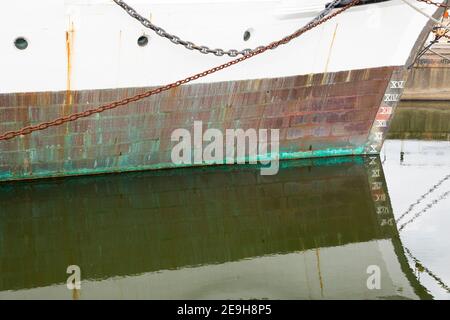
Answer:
[0,0,360,142]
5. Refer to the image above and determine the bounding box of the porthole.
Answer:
[137,35,149,47]
[243,30,251,42]
[14,37,28,50]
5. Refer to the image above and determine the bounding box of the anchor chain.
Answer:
[113,0,344,57]
[0,0,360,142]
[432,26,449,36]
[416,0,450,8]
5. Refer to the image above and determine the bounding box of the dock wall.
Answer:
[402,44,450,100]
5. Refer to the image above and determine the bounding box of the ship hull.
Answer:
[0,65,406,181]
[0,0,442,181]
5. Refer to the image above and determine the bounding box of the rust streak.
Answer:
[72,288,80,300]
[315,248,325,298]
[324,24,339,74]
[59,21,75,164]
[65,21,75,110]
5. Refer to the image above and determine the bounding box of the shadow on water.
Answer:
[0,156,432,299]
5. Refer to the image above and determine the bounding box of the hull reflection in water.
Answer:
[0,156,429,299]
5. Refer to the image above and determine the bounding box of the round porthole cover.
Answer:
[14,37,28,50]
[137,35,149,47]
[243,30,251,42]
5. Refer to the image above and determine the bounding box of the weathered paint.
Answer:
[0,66,401,182]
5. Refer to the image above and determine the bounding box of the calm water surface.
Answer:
[0,139,448,300]
[382,139,450,300]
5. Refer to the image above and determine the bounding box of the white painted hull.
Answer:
[0,0,439,94]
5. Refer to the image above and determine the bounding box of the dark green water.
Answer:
[388,101,450,140]
[0,139,448,300]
